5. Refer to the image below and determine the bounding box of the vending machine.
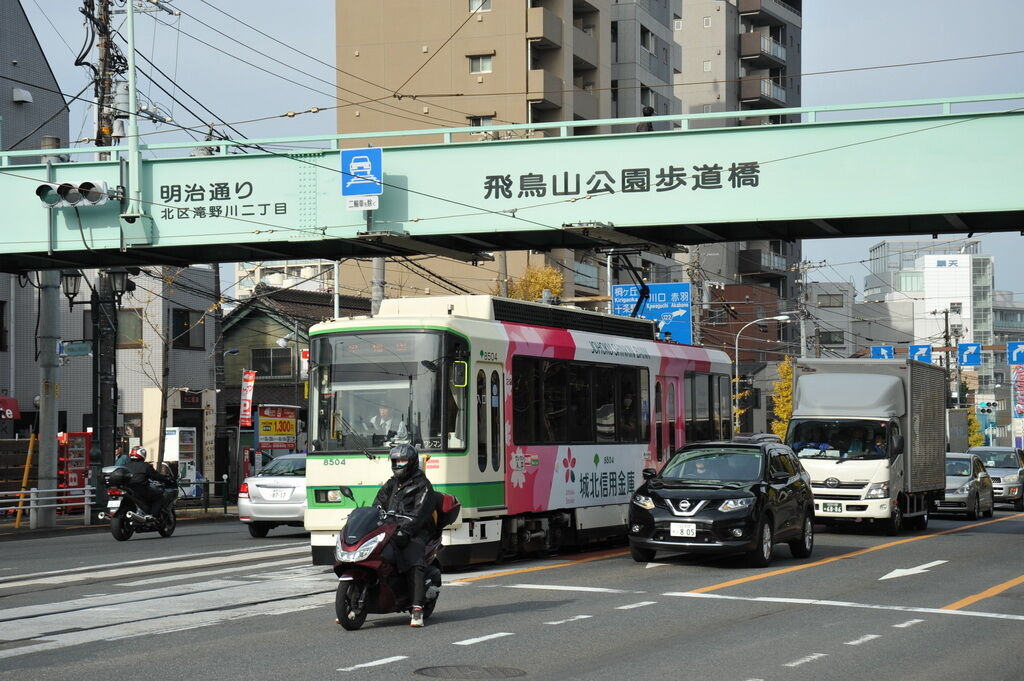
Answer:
[164,427,198,497]
[57,432,91,513]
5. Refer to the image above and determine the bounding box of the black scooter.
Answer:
[98,465,179,541]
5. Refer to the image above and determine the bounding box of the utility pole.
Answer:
[94,0,114,157]
[498,252,509,297]
[796,260,808,358]
[941,308,953,407]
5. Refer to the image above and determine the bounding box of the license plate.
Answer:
[822,502,842,513]
[107,501,120,511]
[670,522,697,538]
[268,488,290,500]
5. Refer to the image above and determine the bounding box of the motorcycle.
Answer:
[332,486,461,631]
[97,465,180,541]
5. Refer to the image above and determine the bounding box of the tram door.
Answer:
[475,368,505,480]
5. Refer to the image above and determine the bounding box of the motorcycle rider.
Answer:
[124,447,175,520]
[373,444,434,627]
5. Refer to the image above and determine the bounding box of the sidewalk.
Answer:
[0,503,239,541]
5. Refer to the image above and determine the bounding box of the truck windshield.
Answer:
[308,331,467,453]
[787,419,889,461]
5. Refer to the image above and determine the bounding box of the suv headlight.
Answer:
[865,482,889,499]
[1002,473,1020,484]
[632,494,655,510]
[719,498,755,513]
[335,532,384,562]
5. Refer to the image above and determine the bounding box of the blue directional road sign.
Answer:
[958,342,982,367]
[1008,342,1024,366]
[340,147,383,196]
[612,282,692,345]
[909,344,933,363]
[870,345,895,359]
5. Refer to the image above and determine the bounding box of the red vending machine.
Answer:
[57,432,91,513]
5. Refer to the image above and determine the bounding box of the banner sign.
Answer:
[239,369,257,427]
[257,405,298,451]
[1013,366,1024,420]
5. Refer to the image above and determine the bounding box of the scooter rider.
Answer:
[124,447,174,520]
[373,444,434,627]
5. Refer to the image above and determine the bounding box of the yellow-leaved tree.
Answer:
[769,355,794,439]
[967,409,985,448]
[500,265,564,301]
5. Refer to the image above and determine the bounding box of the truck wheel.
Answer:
[885,505,902,536]
[966,495,980,521]
[908,507,929,531]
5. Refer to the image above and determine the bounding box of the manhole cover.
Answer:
[414,666,527,679]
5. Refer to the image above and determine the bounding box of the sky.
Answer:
[18,0,1024,299]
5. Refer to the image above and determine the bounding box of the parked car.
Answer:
[967,446,1024,511]
[934,452,995,519]
[238,453,307,538]
[628,437,815,567]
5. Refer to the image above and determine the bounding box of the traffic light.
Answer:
[979,402,996,414]
[35,181,109,208]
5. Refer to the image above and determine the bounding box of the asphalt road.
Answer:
[1,509,1023,681]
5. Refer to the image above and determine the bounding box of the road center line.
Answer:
[506,584,634,594]
[453,632,514,646]
[690,513,1024,594]
[450,548,629,583]
[337,656,407,672]
[783,653,827,667]
[666,591,1024,622]
[845,634,880,646]
[943,574,1024,611]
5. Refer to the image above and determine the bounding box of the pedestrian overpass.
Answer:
[1,93,1022,273]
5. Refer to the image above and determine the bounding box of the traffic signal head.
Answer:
[35,181,109,208]
[979,402,996,413]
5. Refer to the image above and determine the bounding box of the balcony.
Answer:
[738,0,802,27]
[572,24,598,70]
[740,77,787,108]
[527,6,562,50]
[740,32,786,68]
[573,86,599,121]
[738,249,788,279]
[528,69,563,110]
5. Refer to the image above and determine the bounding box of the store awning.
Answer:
[0,396,21,419]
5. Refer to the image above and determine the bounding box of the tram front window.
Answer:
[309,331,467,453]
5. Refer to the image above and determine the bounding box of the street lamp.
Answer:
[733,315,791,432]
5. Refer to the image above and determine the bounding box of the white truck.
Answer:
[785,359,946,534]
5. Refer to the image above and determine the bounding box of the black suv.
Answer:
[628,436,814,567]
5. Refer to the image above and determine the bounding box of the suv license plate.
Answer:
[822,502,842,513]
[670,522,697,538]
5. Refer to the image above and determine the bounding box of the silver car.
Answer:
[238,453,307,538]
[968,446,1024,511]
[934,453,994,520]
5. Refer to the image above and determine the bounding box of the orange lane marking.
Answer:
[690,512,1024,594]
[455,548,629,583]
[943,574,1024,611]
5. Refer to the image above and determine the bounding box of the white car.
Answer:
[238,453,307,538]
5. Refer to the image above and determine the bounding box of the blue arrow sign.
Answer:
[612,282,692,345]
[871,345,895,359]
[909,344,933,363]
[1008,342,1024,366]
[958,343,982,367]
[340,147,383,196]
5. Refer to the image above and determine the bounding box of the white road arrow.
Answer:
[879,559,947,581]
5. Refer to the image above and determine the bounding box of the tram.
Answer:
[304,295,732,566]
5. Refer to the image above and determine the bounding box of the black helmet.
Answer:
[389,444,419,482]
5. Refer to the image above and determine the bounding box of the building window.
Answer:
[950,302,963,314]
[469,55,492,73]
[640,26,654,53]
[468,115,493,126]
[640,85,653,108]
[171,308,205,350]
[673,18,683,31]
[899,271,923,292]
[816,293,843,308]
[702,60,712,72]
[251,347,293,379]
[818,330,844,346]
[117,309,144,349]
[469,0,490,11]
[703,16,711,28]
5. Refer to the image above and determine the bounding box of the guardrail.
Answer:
[175,474,231,514]
[0,487,94,529]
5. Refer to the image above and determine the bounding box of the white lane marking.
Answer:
[545,615,592,625]
[783,653,828,667]
[0,542,308,585]
[0,546,308,590]
[844,634,880,646]
[453,632,514,646]
[122,557,309,586]
[505,584,636,594]
[445,559,580,584]
[664,592,1024,622]
[616,601,657,610]
[645,562,669,569]
[879,560,948,581]
[338,656,408,672]
[893,619,925,628]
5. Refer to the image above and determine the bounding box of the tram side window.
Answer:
[490,371,501,471]
[689,373,712,442]
[567,363,593,441]
[593,366,617,443]
[445,339,469,450]
[639,368,650,442]
[542,360,568,442]
[618,366,640,442]
[655,381,664,460]
[667,381,677,452]
[710,374,723,440]
[718,375,732,439]
[512,356,540,443]
[476,370,487,472]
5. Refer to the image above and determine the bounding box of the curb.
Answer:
[0,510,239,542]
